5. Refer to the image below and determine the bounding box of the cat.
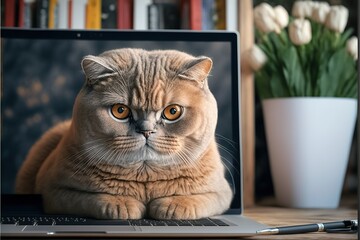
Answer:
[15,48,233,220]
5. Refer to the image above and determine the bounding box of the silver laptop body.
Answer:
[1,28,267,237]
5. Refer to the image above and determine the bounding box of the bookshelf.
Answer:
[2,0,239,31]
[1,0,256,207]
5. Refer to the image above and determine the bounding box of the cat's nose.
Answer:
[140,130,152,139]
[136,120,156,139]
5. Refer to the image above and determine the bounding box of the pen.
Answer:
[256,220,358,235]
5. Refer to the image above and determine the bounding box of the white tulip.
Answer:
[292,1,313,18]
[311,2,330,23]
[254,3,275,20]
[308,1,323,10]
[245,45,268,71]
[254,3,280,33]
[289,19,312,45]
[274,5,289,29]
[346,36,358,60]
[325,6,349,33]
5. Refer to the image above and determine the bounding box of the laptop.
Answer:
[1,28,267,237]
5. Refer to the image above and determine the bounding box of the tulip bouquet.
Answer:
[246,1,358,99]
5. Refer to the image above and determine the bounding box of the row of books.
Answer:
[1,0,238,30]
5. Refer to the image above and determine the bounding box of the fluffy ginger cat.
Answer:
[15,48,233,220]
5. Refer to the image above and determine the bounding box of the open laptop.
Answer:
[1,28,267,237]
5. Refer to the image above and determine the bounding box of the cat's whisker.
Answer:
[220,156,237,195]
[67,145,102,178]
[70,136,140,176]
[176,146,198,169]
[182,144,201,165]
[70,138,117,177]
[215,134,238,148]
[216,145,241,172]
[86,146,119,177]
[216,144,237,162]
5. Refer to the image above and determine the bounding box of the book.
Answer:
[101,0,117,29]
[180,0,201,30]
[18,0,25,27]
[57,0,69,28]
[117,0,133,29]
[148,3,158,29]
[133,0,151,30]
[86,0,101,29]
[24,0,36,28]
[188,0,201,30]
[4,0,17,27]
[70,0,87,29]
[148,3,179,29]
[48,0,57,28]
[214,0,225,30]
[202,0,215,30]
[37,0,49,28]
[225,0,237,31]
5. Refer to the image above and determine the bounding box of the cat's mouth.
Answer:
[81,135,185,167]
[142,136,180,153]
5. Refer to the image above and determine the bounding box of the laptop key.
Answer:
[177,220,193,226]
[17,217,36,226]
[130,220,152,226]
[1,217,17,225]
[191,219,216,226]
[209,218,229,226]
[163,220,179,226]
[36,217,55,225]
[149,220,167,226]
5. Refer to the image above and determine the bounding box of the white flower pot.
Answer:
[262,97,357,208]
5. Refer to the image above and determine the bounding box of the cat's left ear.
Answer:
[178,57,213,87]
[81,55,116,85]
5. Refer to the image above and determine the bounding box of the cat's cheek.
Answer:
[163,114,204,137]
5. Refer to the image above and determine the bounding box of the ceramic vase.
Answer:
[262,97,357,208]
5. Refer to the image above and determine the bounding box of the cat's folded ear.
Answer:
[178,57,213,87]
[81,55,116,85]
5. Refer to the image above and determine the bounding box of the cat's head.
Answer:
[73,48,217,168]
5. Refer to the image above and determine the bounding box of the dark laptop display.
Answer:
[1,29,241,213]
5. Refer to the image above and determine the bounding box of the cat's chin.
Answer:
[90,145,177,168]
[125,145,180,168]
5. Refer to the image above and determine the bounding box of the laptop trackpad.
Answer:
[24,225,136,233]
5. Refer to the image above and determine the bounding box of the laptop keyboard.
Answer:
[1,216,229,227]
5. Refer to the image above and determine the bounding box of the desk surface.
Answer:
[244,202,357,239]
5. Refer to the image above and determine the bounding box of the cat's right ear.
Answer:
[178,57,213,88]
[81,55,116,85]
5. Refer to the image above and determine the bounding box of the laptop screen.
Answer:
[1,29,242,214]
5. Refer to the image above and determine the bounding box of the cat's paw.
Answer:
[148,196,206,220]
[93,196,145,219]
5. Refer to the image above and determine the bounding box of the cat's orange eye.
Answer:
[162,104,183,121]
[111,104,131,120]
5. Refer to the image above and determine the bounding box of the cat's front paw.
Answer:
[94,196,145,219]
[148,196,207,220]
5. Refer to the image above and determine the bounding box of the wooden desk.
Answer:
[244,200,358,239]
